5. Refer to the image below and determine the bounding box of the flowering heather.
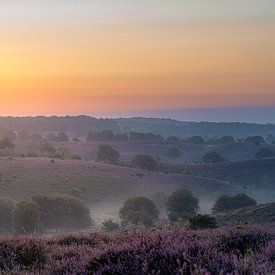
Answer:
[0,225,274,274]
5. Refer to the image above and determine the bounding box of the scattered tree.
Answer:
[96,145,120,164]
[13,201,41,234]
[119,197,159,226]
[131,154,159,171]
[186,136,205,145]
[32,195,92,231]
[56,132,69,142]
[166,189,199,221]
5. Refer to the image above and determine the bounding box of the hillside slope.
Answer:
[0,157,241,222]
[216,202,275,226]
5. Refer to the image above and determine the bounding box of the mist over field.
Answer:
[1,0,275,273]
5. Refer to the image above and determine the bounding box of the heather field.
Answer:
[0,225,274,274]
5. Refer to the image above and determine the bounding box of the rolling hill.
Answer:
[0,157,240,223]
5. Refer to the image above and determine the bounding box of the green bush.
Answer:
[166,189,199,221]
[119,197,159,226]
[13,201,41,234]
[102,219,120,232]
[189,214,218,230]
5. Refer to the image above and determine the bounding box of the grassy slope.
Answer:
[216,202,275,226]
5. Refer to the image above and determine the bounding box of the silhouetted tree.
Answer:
[13,201,41,234]
[167,189,199,221]
[96,145,120,164]
[131,154,159,171]
[119,197,159,226]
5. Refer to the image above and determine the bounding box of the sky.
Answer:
[0,0,275,118]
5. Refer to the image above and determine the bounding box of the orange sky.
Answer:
[0,0,275,115]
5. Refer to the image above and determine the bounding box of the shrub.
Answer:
[1,130,16,141]
[255,148,275,159]
[131,154,159,171]
[212,193,257,213]
[166,189,199,221]
[203,151,224,163]
[96,145,120,164]
[102,219,120,232]
[72,137,80,142]
[39,142,56,155]
[189,214,218,230]
[13,201,41,234]
[0,197,14,233]
[32,195,92,230]
[119,197,159,226]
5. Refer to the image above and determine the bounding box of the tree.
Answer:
[0,197,14,233]
[13,201,41,234]
[30,133,43,142]
[189,214,218,230]
[244,136,265,145]
[46,133,57,142]
[212,193,257,213]
[32,195,92,230]
[0,138,15,150]
[255,148,275,159]
[166,189,199,221]
[203,152,224,163]
[131,154,159,171]
[56,132,69,142]
[96,145,120,164]
[119,197,159,226]
[39,142,56,155]
[186,136,205,145]
[1,130,16,141]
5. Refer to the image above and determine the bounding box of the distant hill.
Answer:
[216,202,275,226]
[0,116,275,138]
